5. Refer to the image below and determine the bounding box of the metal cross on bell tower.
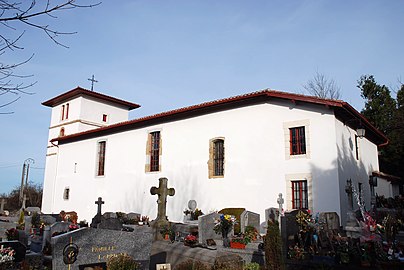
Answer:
[88,75,98,91]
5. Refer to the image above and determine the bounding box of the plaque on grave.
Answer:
[52,227,153,270]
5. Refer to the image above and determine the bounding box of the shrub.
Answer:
[264,221,284,270]
[174,259,210,270]
[213,254,243,270]
[244,262,260,270]
[106,254,140,270]
[31,212,41,228]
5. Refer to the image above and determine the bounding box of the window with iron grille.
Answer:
[292,180,308,209]
[97,141,106,176]
[290,126,306,155]
[63,187,70,200]
[150,131,160,172]
[213,139,224,176]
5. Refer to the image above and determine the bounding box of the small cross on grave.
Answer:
[95,197,104,217]
[277,193,284,216]
[0,198,6,212]
[150,178,175,223]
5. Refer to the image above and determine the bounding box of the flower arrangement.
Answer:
[184,208,204,220]
[69,224,79,231]
[184,234,198,247]
[0,246,15,264]
[213,214,236,235]
[5,228,18,241]
[159,226,174,240]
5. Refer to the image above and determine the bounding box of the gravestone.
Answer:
[127,212,141,221]
[52,227,153,270]
[281,210,301,250]
[103,212,117,219]
[25,207,41,215]
[240,210,260,233]
[97,218,123,230]
[41,214,56,225]
[277,193,284,216]
[0,221,16,241]
[51,221,72,236]
[318,212,340,231]
[265,207,280,224]
[18,229,28,247]
[198,212,226,245]
[150,177,175,240]
[91,197,105,228]
[188,200,197,211]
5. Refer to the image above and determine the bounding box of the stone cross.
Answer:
[0,198,6,212]
[95,197,104,216]
[150,177,175,222]
[277,193,284,215]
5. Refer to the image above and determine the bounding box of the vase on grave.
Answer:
[222,228,230,248]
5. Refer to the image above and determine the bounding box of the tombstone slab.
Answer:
[52,227,153,270]
[240,210,260,233]
[198,212,232,245]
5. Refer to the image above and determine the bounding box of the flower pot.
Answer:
[164,234,170,240]
[230,241,246,249]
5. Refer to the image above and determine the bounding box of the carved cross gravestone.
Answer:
[150,178,175,224]
[150,178,175,240]
[95,197,104,216]
[277,193,284,217]
[90,197,105,228]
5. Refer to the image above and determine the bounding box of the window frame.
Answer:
[208,137,225,179]
[149,131,161,172]
[96,140,106,176]
[290,126,306,155]
[291,180,308,209]
[283,119,310,159]
[63,187,70,200]
[285,173,312,211]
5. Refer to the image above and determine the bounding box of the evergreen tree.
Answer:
[357,75,404,182]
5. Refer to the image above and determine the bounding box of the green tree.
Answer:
[357,75,404,182]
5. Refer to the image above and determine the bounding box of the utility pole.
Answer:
[19,158,34,204]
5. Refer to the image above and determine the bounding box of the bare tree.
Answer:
[303,72,341,100]
[0,0,100,114]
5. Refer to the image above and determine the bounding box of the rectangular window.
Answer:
[214,139,224,176]
[65,103,69,119]
[290,127,306,155]
[292,180,308,209]
[150,131,160,172]
[61,105,65,121]
[97,141,106,176]
[102,114,108,122]
[355,135,359,160]
[63,187,70,200]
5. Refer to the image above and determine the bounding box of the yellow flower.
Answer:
[224,214,231,221]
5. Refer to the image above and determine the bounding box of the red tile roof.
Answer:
[49,89,388,146]
[42,86,140,110]
[372,171,401,182]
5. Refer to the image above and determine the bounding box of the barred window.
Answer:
[290,126,306,155]
[213,139,224,176]
[150,131,160,172]
[292,180,308,209]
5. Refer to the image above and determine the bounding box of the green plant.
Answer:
[107,253,140,270]
[5,228,18,240]
[174,259,210,270]
[31,212,41,228]
[244,262,260,270]
[245,226,258,241]
[213,214,236,235]
[159,225,175,239]
[264,221,284,270]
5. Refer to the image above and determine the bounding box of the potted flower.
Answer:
[5,228,18,241]
[159,226,174,241]
[230,237,248,249]
[184,234,198,247]
[213,214,236,247]
[0,246,15,269]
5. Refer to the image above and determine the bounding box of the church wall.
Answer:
[80,96,129,125]
[335,119,379,226]
[46,101,347,223]
[374,178,393,198]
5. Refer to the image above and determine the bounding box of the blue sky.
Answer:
[1,0,403,194]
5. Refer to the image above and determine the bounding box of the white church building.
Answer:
[41,87,388,226]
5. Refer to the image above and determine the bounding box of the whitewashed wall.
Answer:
[334,120,379,225]
[43,100,350,223]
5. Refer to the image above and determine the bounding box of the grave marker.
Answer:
[52,227,153,270]
[240,210,260,233]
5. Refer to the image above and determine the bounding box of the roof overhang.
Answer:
[50,89,388,146]
[42,86,140,110]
